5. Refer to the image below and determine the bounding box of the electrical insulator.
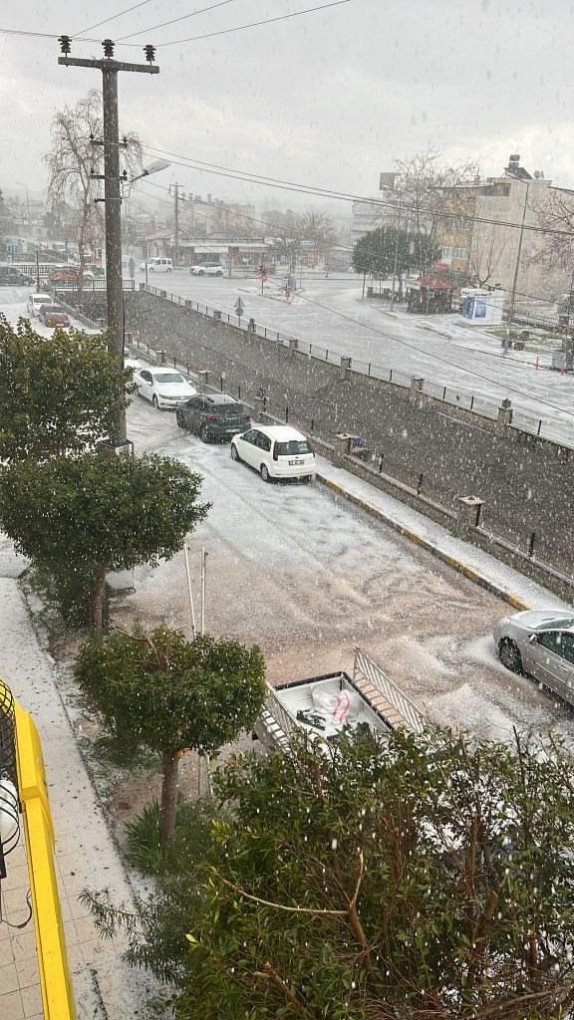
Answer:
[144,44,156,64]
[102,38,115,58]
[58,35,72,55]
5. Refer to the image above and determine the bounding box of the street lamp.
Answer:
[125,159,170,287]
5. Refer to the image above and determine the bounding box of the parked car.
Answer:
[27,292,52,317]
[0,266,30,285]
[38,304,71,328]
[230,424,315,482]
[494,610,574,704]
[132,366,196,409]
[176,392,251,442]
[190,263,224,276]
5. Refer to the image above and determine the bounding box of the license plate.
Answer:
[289,459,303,466]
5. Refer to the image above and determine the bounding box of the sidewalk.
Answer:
[0,574,153,1019]
[0,454,566,1019]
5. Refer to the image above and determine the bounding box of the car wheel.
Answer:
[152,395,159,409]
[260,464,271,483]
[230,443,240,461]
[498,638,523,674]
[200,425,210,443]
[198,269,205,275]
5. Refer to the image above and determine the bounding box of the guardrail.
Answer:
[353,649,425,735]
[142,284,574,451]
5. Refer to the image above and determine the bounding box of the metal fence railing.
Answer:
[353,649,425,735]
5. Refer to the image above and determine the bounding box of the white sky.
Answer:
[2,0,574,211]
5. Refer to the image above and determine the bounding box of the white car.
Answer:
[27,292,52,317]
[190,263,224,276]
[230,424,315,482]
[133,366,196,409]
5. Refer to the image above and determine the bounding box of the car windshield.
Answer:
[153,372,185,384]
[276,439,312,456]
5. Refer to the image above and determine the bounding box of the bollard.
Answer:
[284,404,289,423]
[416,473,424,495]
[378,453,384,474]
[528,532,536,558]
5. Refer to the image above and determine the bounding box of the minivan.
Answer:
[230,425,315,482]
[148,257,173,273]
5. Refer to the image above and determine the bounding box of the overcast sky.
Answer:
[2,0,574,214]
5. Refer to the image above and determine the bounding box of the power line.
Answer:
[116,0,245,42]
[151,0,352,48]
[293,289,574,423]
[142,144,574,241]
[75,0,154,38]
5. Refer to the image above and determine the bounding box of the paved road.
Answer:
[141,271,574,447]
[123,394,574,746]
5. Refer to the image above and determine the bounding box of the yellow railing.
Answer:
[1,682,76,1019]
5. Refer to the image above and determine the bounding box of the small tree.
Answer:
[0,451,210,630]
[74,626,267,843]
[0,315,129,462]
[352,226,439,291]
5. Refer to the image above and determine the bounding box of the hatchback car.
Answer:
[148,258,173,273]
[133,366,196,409]
[230,425,315,482]
[38,304,71,328]
[27,292,52,317]
[493,610,574,705]
[176,393,251,442]
[190,263,224,276]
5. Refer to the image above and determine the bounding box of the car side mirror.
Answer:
[528,633,538,645]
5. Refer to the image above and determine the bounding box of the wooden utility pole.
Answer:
[57,36,159,445]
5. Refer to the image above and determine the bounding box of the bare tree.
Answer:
[45,90,142,282]
[468,226,508,287]
[529,186,574,271]
[392,148,480,244]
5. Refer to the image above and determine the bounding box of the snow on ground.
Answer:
[159,273,574,447]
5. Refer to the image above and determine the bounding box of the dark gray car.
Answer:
[176,392,251,442]
[493,610,574,704]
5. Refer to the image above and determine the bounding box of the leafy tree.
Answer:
[96,727,574,1019]
[352,225,439,288]
[74,626,266,843]
[0,451,210,630]
[0,315,130,462]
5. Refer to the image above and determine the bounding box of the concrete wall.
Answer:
[72,289,574,579]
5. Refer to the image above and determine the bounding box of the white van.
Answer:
[148,257,173,273]
[230,425,316,483]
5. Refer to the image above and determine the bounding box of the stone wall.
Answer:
[71,289,574,578]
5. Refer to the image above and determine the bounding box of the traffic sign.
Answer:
[234,297,245,317]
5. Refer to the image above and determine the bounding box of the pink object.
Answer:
[333,691,352,725]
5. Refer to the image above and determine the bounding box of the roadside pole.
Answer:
[57,36,159,445]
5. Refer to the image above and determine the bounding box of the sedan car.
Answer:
[230,424,315,482]
[132,366,196,409]
[38,304,71,328]
[176,393,251,442]
[27,292,52,317]
[190,263,224,276]
[493,610,574,705]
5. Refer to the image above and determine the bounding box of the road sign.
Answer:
[234,297,245,317]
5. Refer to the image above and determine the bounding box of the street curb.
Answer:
[317,474,531,612]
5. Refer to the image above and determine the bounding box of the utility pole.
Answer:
[57,36,159,446]
[171,183,185,268]
[506,181,529,350]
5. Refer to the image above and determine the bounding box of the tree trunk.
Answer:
[90,561,107,632]
[160,751,179,844]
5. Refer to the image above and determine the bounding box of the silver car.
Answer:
[493,610,574,703]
